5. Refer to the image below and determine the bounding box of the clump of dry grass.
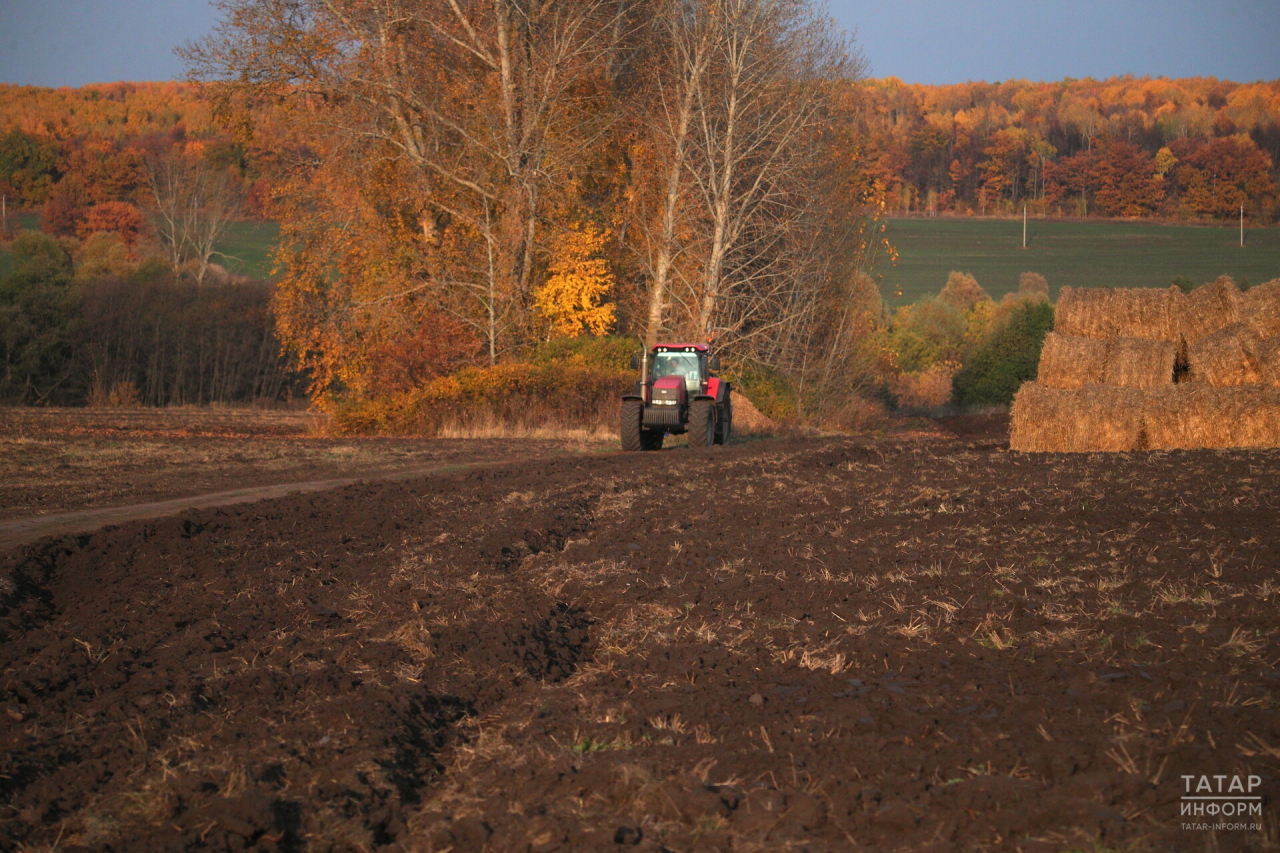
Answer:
[331,362,631,437]
[890,366,957,411]
[435,417,617,441]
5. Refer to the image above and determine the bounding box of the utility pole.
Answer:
[1240,203,1245,248]
[1,194,6,236]
[1022,203,1027,249]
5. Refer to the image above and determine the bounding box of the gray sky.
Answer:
[847,0,1280,84]
[0,0,1278,87]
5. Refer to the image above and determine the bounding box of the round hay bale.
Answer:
[1036,333,1108,389]
[1055,286,1182,341]
[1181,276,1242,345]
[1240,278,1280,340]
[1188,322,1260,387]
[1010,382,1146,452]
[1103,337,1178,388]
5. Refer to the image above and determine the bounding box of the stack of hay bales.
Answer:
[1012,277,1280,451]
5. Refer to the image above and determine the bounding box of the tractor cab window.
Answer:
[651,351,703,392]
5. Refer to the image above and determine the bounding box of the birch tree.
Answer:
[186,0,881,413]
[146,154,241,286]
[685,0,849,344]
[628,0,857,354]
[630,0,714,347]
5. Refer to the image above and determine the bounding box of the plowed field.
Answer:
[2,420,1278,852]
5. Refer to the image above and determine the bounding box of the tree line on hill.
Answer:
[7,75,1275,233]
[0,85,306,406]
[0,81,303,225]
[860,77,1279,221]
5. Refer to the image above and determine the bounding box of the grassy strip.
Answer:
[331,362,634,437]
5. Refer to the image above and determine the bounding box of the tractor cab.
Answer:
[649,344,716,393]
[621,342,732,451]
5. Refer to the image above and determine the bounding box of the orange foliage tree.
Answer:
[1171,136,1275,219]
[534,225,617,339]
[77,202,148,249]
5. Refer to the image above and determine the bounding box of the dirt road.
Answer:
[0,459,541,552]
[0,407,612,521]
[2,427,1277,852]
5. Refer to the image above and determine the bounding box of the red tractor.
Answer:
[620,343,732,450]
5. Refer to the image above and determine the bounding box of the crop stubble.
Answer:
[1,425,1278,852]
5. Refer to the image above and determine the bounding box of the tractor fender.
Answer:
[704,377,731,402]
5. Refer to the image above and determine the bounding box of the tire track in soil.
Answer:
[0,458,542,553]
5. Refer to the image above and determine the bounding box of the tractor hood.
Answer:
[650,375,687,407]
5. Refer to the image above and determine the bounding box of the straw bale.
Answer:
[1257,336,1280,387]
[1036,333,1108,389]
[1240,279,1280,339]
[1143,383,1280,450]
[1188,322,1260,386]
[1054,286,1182,341]
[1010,382,1146,452]
[1103,337,1178,388]
[1181,276,1241,345]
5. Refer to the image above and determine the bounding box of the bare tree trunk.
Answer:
[642,7,711,347]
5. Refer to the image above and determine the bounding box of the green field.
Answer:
[5,215,1279,301]
[879,217,1280,305]
[0,218,279,281]
[213,220,280,279]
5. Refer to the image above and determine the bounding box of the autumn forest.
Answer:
[1,0,1277,424]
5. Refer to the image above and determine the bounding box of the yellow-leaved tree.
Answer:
[534,225,617,338]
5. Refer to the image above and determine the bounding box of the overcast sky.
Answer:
[0,0,1278,87]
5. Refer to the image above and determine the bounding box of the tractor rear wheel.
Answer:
[620,400,644,451]
[688,400,715,448]
[715,400,732,445]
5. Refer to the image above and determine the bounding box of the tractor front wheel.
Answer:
[688,400,716,448]
[620,400,644,451]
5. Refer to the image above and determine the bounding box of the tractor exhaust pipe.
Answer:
[641,347,650,404]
